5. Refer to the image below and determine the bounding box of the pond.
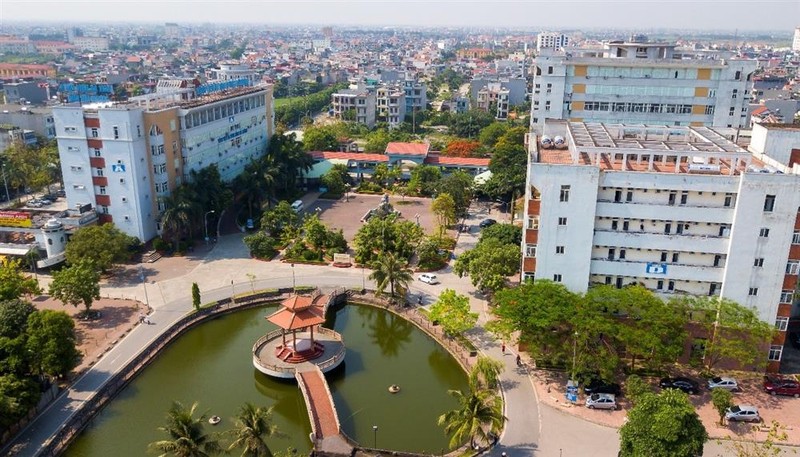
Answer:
[66,303,469,456]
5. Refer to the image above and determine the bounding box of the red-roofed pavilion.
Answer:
[266,293,329,362]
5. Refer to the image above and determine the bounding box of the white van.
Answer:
[291,200,304,213]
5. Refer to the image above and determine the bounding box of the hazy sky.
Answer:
[1,0,798,31]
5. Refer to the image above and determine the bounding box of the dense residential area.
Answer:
[0,10,800,457]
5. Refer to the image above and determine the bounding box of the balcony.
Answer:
[593,230,729,254]
[92,176,108,187]
[590,259,724,283]
[595,201,733,224]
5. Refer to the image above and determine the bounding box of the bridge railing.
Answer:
[295,371,319,442]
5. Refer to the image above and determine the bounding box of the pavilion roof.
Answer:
[266,305,326,330]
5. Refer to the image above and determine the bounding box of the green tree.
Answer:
[0,373,40,429]
[320,163,350,195]
[161,187,199,251]
[25,309,80,378]
[431,193,457,236]
[479,223,521,246]
[478,122,509,148]
[192,283,201,311]
[619,389,707,457]
[269,133,314,196]
[353,214,423,264]
[484,141,527,199]
[453,238,520,292]
[723,420,791,457]
[429,289,478,336]
[711,388,734,426]
[48,260,101,313]
[260,201,300,238]
[679,296,774,370]
[469,356,504,390]
[64,224,133,271]
[243,232,277,260]
[625,374,652,405]
[227,403,284,457]
[148,401,223,457]
[369,252,413,300]
[437,385,505,449]
[0,299,35,339]
[407,164,442,197]
[302,125,339,151]
[437,171,474,217]
[0,258,41,301]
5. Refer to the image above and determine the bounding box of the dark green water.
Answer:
[66,303,469,456]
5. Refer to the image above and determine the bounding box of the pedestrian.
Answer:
[501,342,506,354]
[144,316,152,325]
[516,354,522,367]
[139,314,145,324]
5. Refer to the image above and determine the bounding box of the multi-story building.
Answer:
[536,32,570,52]
[206,63,261,86]
[0,104,56,139]
[331,87,376,128]
[3,81,50,105]
[54,82,274,242]
[0,63,56,80]
[0,37,36,54]
[403,78,427,114]
[522,120,800,371]
[530,41,757,131]
[70,36,109,52]
[793,27,800,52]
[376,86,406,128]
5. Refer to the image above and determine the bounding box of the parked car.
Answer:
[763,376,800,397]
[25,201,42,208]
[725,405,760,423]
[584,379,622,396]
[56,189,66,197]
[478,219,497,229]
[660,377,700,395]
[419,273,439,285]
[585,393,617,410]
[708,376,739,391]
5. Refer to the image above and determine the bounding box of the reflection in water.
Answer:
[67,303,467,456]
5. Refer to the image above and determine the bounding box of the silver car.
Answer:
[585,393,617,410]
[708,376,739,391]
[725,405,760,422]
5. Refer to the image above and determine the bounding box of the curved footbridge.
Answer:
[296,366,354,455]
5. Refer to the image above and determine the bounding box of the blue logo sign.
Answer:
[111,164,126,173]
[646,263,668,275]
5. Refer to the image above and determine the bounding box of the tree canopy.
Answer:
[353,213,423,265]
[429,289,478,336]
[25,309,81,378]
[48,259,101,312]
[65,224,134,271]
[0,258,40,302]
[453,237,520,293]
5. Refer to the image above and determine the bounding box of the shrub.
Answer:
[243,232,277,260]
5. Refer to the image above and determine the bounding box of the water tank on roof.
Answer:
[540,135,553,149]
[554,136,566,148]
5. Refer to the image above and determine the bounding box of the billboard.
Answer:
[0,211,32,228]
[646,263,668,275]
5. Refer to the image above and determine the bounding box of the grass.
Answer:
[274,96,307,109]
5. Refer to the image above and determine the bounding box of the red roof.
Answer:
[425,154,490,167]
[751,106,770,116]
[310,151,389,162]
[385,142,430,156]
[266,293,328,330]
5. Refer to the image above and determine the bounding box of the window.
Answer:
[775,316,789,331]
[608,248,615,260]
[724,194,733,207]
[714,255,722,267]
[680,193,688,205]
[657,280,664,290]
[748,287,758,296]
[93,148,101,157]
[137,125,141,137]
[668,192,676,206]
[626,191,633,202]
[759,228,770,238]
[91,128,98,137]
[559,185,570,202]
[729,107,735,116]
[548,66,553,74]
[525,244,537,257]
[611,220,618,230]
[786,261,800,275]
[668,281,675,291]
[95,168,104,177]
[553,274,562,282]
[754,258,764,267]
[709,283,718,296]
[780,291,794,304]
[99,186,106,195]
[732,89,738,99]
[527,217,539,229]
[113,126,119,139]
[764,195,776,212]
[556,246,565,254]
[614,190,622,202]
[556,217,567,226]
[793,231,800,244]
[622,220,629,231]
[672,253,679,263]
[768,345,782,362]
[619,249,626,260]
[660,252,668,262]
[664,223,671,234]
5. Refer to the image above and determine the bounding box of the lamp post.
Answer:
[372,425,378,448]
[414,213,420,226]
[1,164,10,204]
[345,183,351,202]
[291,263,296,292]
[204,210,215,246]
[139,264,150,311]
[572,331,579,381]
[361,264,366,293]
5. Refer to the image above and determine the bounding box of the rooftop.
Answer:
[385,142,430,156]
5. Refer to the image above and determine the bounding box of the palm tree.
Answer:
[161,189,198,250]
[469,356,504,390]
[437,387,505,450]
[148,401,222,457]
[369,252,413,300]
[227,403,283,457]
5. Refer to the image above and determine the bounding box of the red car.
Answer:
[763,376,800,398]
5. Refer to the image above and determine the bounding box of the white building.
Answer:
[523,120,800,371]
[331,87,376,128]
[531,41,757,131]
[206,62,261,86]
[70,36,109,52]
[793,27,800,52]
[536,32,569,52]
[54,83,274,242]
[376,87,406,128]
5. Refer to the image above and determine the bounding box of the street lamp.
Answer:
[414,213,420,226]
[139,264,150,311]
[345,183,351,202]
[372,425,378,448]
[204,210,215,246]
[572,331,579,381]
[291,263,296,292]
[1,164,10,203]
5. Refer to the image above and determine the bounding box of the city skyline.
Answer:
[1,0,798,32]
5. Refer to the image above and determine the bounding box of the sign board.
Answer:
[111,164,126,173]
[333,253,352,267]
[646,263,668,275]
[0,211,32,228]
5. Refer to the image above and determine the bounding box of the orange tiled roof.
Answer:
[266,306,325,330]
[310,151,389,162]
[385,142,430,155]
[424,154,490,167]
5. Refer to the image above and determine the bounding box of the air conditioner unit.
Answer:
[124,216,130,221]
[120,178,125,184]
[122,197,128,203]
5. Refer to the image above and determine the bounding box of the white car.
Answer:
[725,405,760,422]
[419,273,439,285]
[585,393,617,410]
[708,376,739,391]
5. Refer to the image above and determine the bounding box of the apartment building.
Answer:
[403,78,427,113]
[536,32,570,52]
[793,27,800,52]
[331,87,376,128]
[531,41,757,131]
[376,86,406,128]
[54,82,274,241]
[522,120,800,371]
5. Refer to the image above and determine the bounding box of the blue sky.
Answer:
[1,1,798,31]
